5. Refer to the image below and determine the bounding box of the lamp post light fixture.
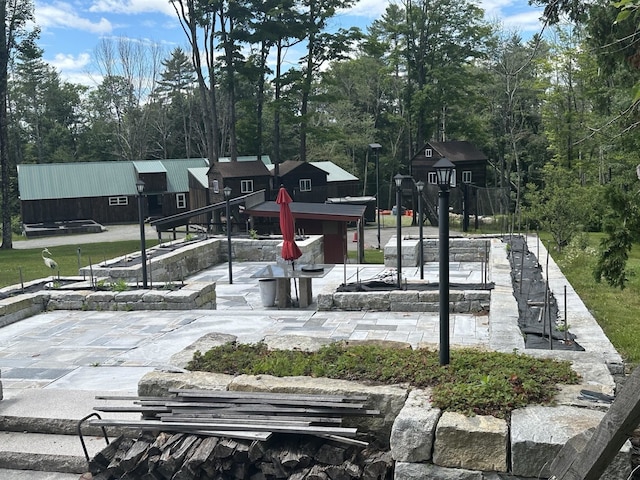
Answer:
[433,157,455,366]
[369,143,382,250]
[415,180,425,280]
[223,185,233,285]
[136,179,148,289]
[394,173,404,289]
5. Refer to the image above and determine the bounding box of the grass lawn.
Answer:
[0,240,158,289]
[546,232,640,365]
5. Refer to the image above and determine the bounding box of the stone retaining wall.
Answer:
[0,281,216,329]
[79,235,323,283]
[137,369,632,479]
[384,236,490,267]
[317,289,490,313]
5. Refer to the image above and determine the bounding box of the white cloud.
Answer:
[36,1,113,34]
[501,11,545,33]
[49,52,91,71]
[89,0,175,16]
[341,0,389,19]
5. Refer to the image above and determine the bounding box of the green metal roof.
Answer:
[188,167,209,188]
[18,162,138,200]
[133,160,167,173]
[310,162,358,182]
[18,158,210,200]
[161,158,209,192]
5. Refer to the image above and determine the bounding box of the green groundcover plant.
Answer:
[188,342,580,418]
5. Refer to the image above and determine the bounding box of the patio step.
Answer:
[0,431,104,474]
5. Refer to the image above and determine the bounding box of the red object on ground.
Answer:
[276,187,302,261]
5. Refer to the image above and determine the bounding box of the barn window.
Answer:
[299,179,312,192]
[425,148,432,157]
[176,193,187,209]
[428,172,437,185]
[241,179,254,193]
[213,179,219,193]
[462,171,472,183]
[109,196,128,206]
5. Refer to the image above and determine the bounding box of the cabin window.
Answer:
[109,196,128,206]
[176,193,187,209]
[462,171,472,184]
[241,179,254,193]
[428,172,437,185]
[425,148,432,157]
[213,179,219,194]
[300,179,312,192]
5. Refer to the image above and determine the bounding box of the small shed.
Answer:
[207,160,272,204]
[311,161,360,198]
[275,161,329,203]
[410,140,488,188]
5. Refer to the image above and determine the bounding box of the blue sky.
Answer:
[34,0,546,86]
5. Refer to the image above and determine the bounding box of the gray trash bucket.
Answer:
[259,279,277,307]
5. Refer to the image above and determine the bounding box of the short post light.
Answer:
[415,180,425,280]
[136,179,148,289]
[434,157,455,366]
[369,143,382,250]
[394,174,404,289]
[223,185,233,284]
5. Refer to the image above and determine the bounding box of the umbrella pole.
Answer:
[292,261,299,304]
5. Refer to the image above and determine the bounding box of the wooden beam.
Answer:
[549,366,640,480]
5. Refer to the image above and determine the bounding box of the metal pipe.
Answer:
[137,192,148,288]
[226,195,233,284]
[396,182,402,288]
[439,187,450,365]
[418,188,424,279]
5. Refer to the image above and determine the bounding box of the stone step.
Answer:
[0,468,82,479]
[0,431,106,474]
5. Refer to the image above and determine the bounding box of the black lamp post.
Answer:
[434,157,455,366]
[415,180,425,280]
[369,143,382,249]
[136,179,148,289]
[223,185,233,284]
[394,174,404,289]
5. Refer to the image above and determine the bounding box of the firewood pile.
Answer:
[88,432,393,479]
[85,389,393,479]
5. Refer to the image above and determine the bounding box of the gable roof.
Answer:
[310,162,358,182]
[276,160,327,177]
[188,167,209,188]
[210,160,270,178]
[219,155,272,165]
[424,141,487,162]
[18,158,210,201]
[18,162,138,200]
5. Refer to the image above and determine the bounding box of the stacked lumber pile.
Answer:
[86,390,393,479]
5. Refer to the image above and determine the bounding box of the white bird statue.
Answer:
[42,248,58,271]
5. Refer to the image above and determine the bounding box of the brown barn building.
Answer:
[18,159,209,226]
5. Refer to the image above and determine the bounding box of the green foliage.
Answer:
[593,182,640,289]
[548,232,640,363]
[188,342,579,418]
[109,279,129,292]
[523,165,602,250]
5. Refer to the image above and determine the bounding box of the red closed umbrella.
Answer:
[276,186,302,262]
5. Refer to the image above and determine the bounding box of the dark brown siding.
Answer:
[22,196,140,224]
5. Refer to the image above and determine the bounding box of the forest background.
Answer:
[1,0,640,288]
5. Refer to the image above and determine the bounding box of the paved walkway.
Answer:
[0,260,487,394]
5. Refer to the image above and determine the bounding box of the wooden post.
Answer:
[549,366,640,480]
